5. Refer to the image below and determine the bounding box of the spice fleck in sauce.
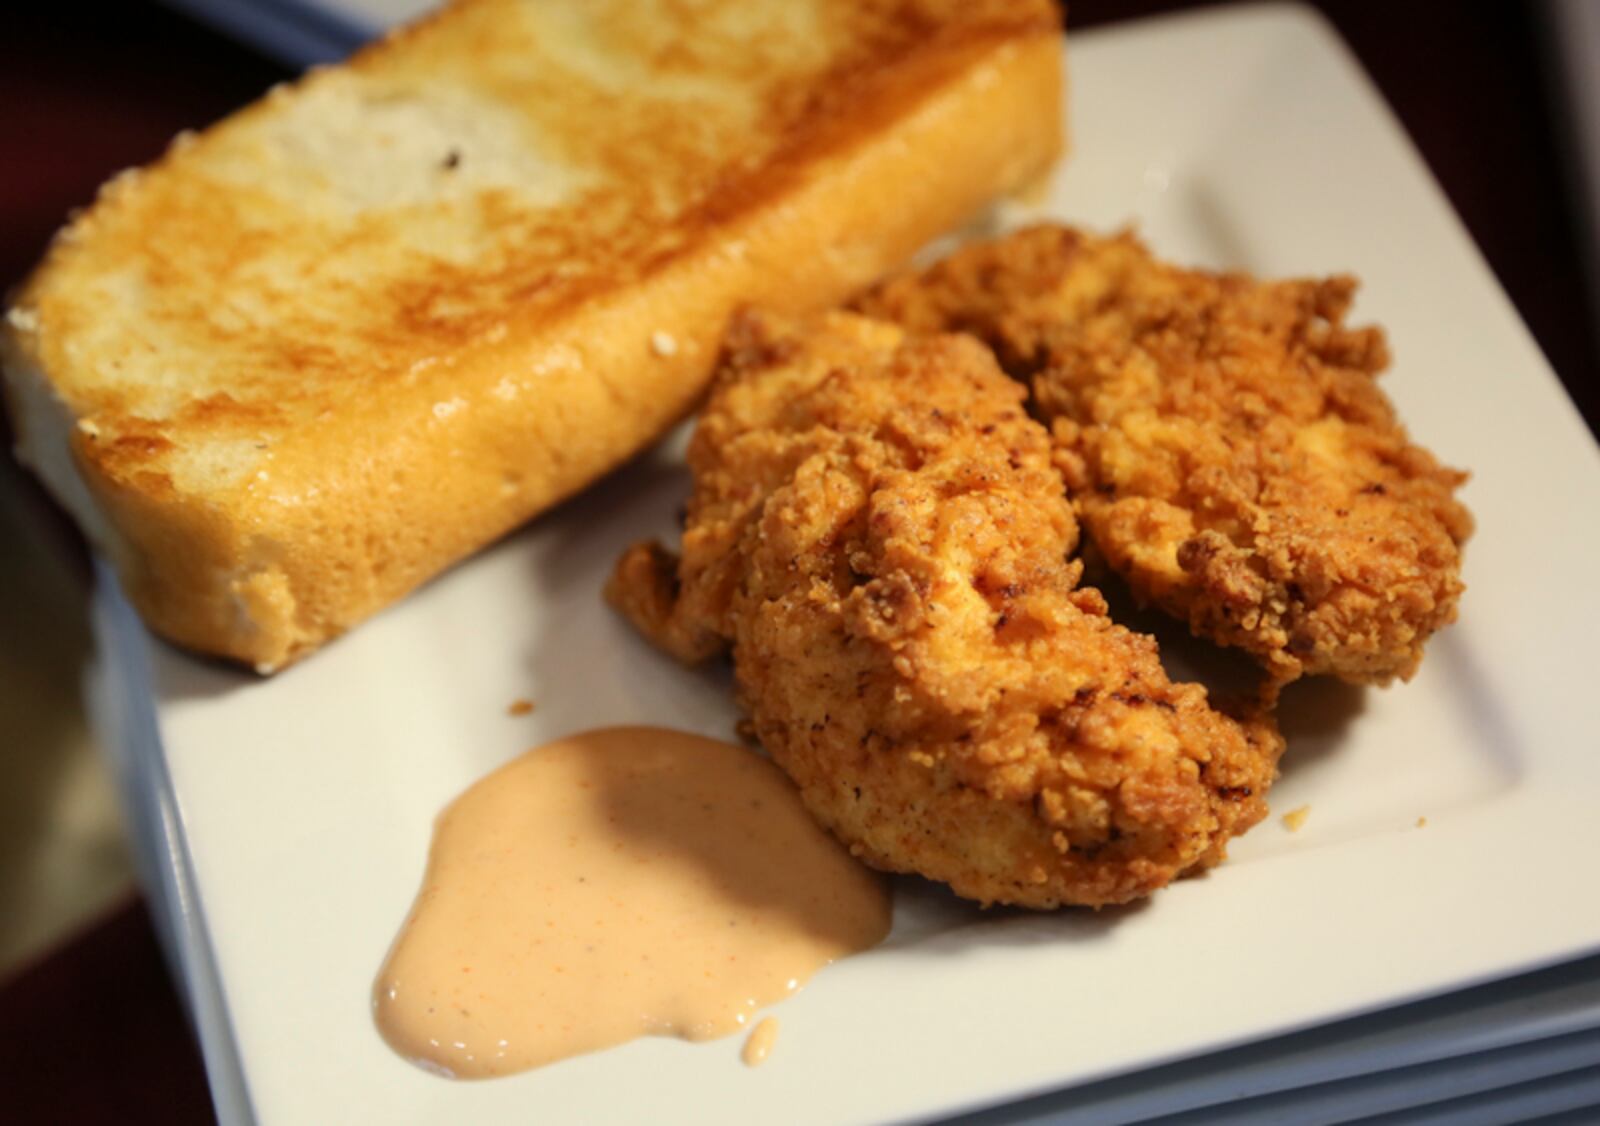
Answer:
[374,726,890,1078]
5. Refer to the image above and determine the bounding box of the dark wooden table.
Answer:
[2,2,1595,1121]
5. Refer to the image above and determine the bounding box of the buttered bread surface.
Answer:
[2,0,1064,669]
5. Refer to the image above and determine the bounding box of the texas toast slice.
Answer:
[1,0,1064,670]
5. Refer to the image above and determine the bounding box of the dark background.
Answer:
[1,1,1595,1121]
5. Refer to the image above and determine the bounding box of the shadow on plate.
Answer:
[881,874,1146,956]
[1432,630,1525,782]
[1082,560,1369,767]
[1274,675,1367,780]
[150,640,256,701]
[1077,557,1262,707]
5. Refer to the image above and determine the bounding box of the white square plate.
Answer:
[100,5,1600,1123]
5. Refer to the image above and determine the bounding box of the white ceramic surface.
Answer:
[108,5,1600,1124]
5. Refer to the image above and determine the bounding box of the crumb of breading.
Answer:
[1416,816,1427,828]
[1281,806,1311,832]
[507,698,535,716]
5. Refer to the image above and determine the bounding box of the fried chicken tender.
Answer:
[607,309,1282,908]
[855,225,1474,688]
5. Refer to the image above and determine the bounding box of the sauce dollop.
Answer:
[374,726,889,1078]
[741,1017,780,1067]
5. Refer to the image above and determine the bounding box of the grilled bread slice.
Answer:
[1,0,1064,671]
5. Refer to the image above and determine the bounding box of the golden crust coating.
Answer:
[608,310,1282,908]
[1,0,1063,671]
[856,225,1473,687]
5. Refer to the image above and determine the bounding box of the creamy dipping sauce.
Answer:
[374,726,890,1078]
[741,1017,780,1067]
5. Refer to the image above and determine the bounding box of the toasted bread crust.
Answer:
[1,0,1064,669]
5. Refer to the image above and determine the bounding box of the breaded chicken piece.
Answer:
[856,225,1474,688]
[607,309,1282,908]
